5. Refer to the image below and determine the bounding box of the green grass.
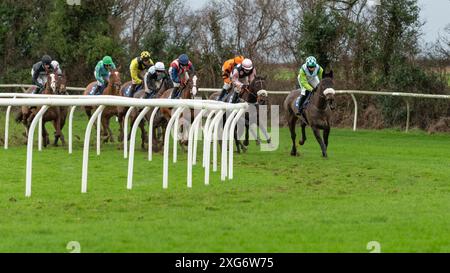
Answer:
[0,110,449,253]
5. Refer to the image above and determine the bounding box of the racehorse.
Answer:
[120,75,173,151]
[283,71,336,157]
[157,74,198,147]
[16,73,68,147]
[208,76,271,153]
[83,69,122,143]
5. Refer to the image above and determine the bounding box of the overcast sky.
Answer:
[186,0,449,44]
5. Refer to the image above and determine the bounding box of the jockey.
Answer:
[31,55,61,94]
[94,55,116,95]
[169,54,195,99]
[217,55,244,101]
[129,51,154,97]
[144,61,169,99]
[296,56,323,115]
[230,58,256,103]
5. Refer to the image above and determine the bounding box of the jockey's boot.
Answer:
[95,85,105,95]
[217,88,227,101]
[144,89,155,99]
[171,87,180,99]
[296,94,307,116]
[130,84,137,97]
[33,86,43,95]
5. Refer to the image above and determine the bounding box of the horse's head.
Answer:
[180,73,198,99]
[110,69,122,93]
[240,76,267,103]
[318,71,336,110]
[256,90,270,106]
[49,73,67,95]
[250,76,267,92]
[45,73,60,94]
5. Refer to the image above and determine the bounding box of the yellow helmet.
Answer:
[140,51,151,60]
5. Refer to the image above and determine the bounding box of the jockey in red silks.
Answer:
[169,54,195,99]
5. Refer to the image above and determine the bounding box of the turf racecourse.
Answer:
[0,110,449,252]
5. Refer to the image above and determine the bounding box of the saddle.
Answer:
[88,84,99,95]
[295,92,312,111]
[124,84,143,97]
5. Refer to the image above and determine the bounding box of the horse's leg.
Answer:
[60,110,67,146]
[101,116,109,143]
[140,119,147,150]
[53,119,60,146]
[323,126,330,148]
[248,124,260,145]
[288,115,298,156]
[107,116,114,143]
[243,113,249,146]
[312,127,327,158]
[43,123,49,148]
[54,107,62,146]
[257,110,271,144]
[118,109,124,142]
[234,126,241,154]
[299,123,307,145]
[85,106,92,121]
[260,123,271,144]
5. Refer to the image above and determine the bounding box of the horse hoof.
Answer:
[290,151,297,156]
[267,138,271,144]
[299,140,305,146]
[243,140,249,146]
[256,140,261,146]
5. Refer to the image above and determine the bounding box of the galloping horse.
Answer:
[83,69,122,143]
[208,76,271,153]
[117,71,146,143]
[157,74,198,146]
[283,71,336,157]
[17,73,68,146]
[120,76,173,150]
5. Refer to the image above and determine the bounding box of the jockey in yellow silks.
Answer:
[129,51,154,96]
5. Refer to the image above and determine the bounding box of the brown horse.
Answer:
[117,70,147,142]
[83,69,122,143]
[17,73,68,146]
[283,71,336,157]
[208,76,271,153]
[121,76,173,150]
[156,74,197,146]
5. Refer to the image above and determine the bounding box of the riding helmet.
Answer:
[140,51,151,60]
[155,62,165,72]
[242,58,253,71]
[178,54,189,66]
[306,56,317,68]
[41,55,52,65]
[102,56,113,65]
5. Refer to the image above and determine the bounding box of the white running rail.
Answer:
[0,93,247,197]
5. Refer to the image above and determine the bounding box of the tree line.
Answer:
[0,0,449,130]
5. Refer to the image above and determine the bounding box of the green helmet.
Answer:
[306,56,317,68]
[102,56,113,65]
